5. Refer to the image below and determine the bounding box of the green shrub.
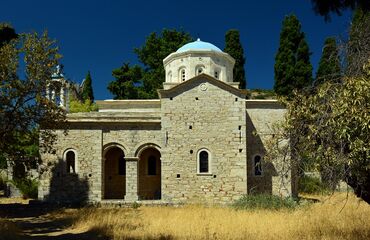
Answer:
[12,177,38,199]
[132,201,142,209]
[232,194,298,210]
[69,98,98,113]
[299,175,329,194]
[254,95,267,99]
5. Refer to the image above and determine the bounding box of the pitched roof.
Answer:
[158,74,248,99]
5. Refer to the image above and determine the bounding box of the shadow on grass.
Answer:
[0,158,109,239]
[0,203,110,240]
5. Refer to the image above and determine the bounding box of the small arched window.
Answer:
[254,155,262,176]
[195,65,205,76]
[148,155,157,175]
[179,68,186,82]
[66,150,76,173]
[167,71,172,82]
[214,70,219,79]
[198,149,210,173]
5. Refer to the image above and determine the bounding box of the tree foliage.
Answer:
[133,29,192,99]
[316,37,341,84]
[310,0,370,20]
[0,31,66,161]
[269,1,370,204]
[268,17,370,202]
[81,71,94,102]
[107,63,143,99]
[224,29,246,89]
[69,97,98,113]
[109,29,191,99]
[347,8,370,77]
[274,15,313,98]
[0,23,17,47]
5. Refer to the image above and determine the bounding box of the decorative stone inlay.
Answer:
[199,83,208,91]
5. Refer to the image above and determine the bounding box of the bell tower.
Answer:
[46,64,69,112]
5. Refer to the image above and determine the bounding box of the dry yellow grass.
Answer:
[72,193,370,240]
[0,197,30,205]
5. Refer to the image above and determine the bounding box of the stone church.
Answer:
[39,39,297,204]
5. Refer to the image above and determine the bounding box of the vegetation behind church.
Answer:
[224,29,246,89]
[108,28,248,98]
[268,7,370,203]
[108,29,192,99]
[274,15,313,98]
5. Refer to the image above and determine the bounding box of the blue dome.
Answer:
[176,39,222,53]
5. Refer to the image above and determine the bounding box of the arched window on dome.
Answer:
[214,69,220,79]
[195,65,205,76]
[179,68,186,82]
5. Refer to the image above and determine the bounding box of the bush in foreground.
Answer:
[232,194,298,210]
[299,175,330,194]
[11,177,38,199]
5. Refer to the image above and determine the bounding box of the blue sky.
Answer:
[1,0,352,100]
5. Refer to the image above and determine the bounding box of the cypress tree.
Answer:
[347,8,370,76]
[224,29,246,89]
[274,15,313,97]
[316,37,341,84]
[82,71,94,102]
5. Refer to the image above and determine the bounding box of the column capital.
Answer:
[125,157,139,161]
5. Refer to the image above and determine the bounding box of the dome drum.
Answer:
[163,39,235,86]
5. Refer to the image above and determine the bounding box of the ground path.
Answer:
[0,199,109,239]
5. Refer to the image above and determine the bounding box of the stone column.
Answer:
[125,157,139,201]
[46,84,50,100]
[65,87,70,112]
[60,86,65,107]
[51,89,56,102]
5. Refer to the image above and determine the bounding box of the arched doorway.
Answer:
[138,148,161,200]
[103,146,126,199]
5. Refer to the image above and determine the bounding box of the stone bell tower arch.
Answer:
[46,64,70,112]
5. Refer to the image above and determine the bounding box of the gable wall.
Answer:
[161,79,247,204]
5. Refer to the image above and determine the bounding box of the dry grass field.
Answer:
[73,193,370,240]
[1,193,369,240]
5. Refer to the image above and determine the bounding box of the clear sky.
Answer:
[1,0,352,100]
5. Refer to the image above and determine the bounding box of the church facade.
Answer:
[38,39,297,204]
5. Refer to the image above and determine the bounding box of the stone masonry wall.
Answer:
[246,101,296,197]
[39,128,102,203]
[39,122,162,203]
[161,78,247,204]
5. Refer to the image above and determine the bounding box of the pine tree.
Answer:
[224,29,246,89]
[310,0,370,20]
[82,71,94,102]
[274,15,313,97]
[316,37,341,84]
[108,63,142,99]
[134,29,192,98]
